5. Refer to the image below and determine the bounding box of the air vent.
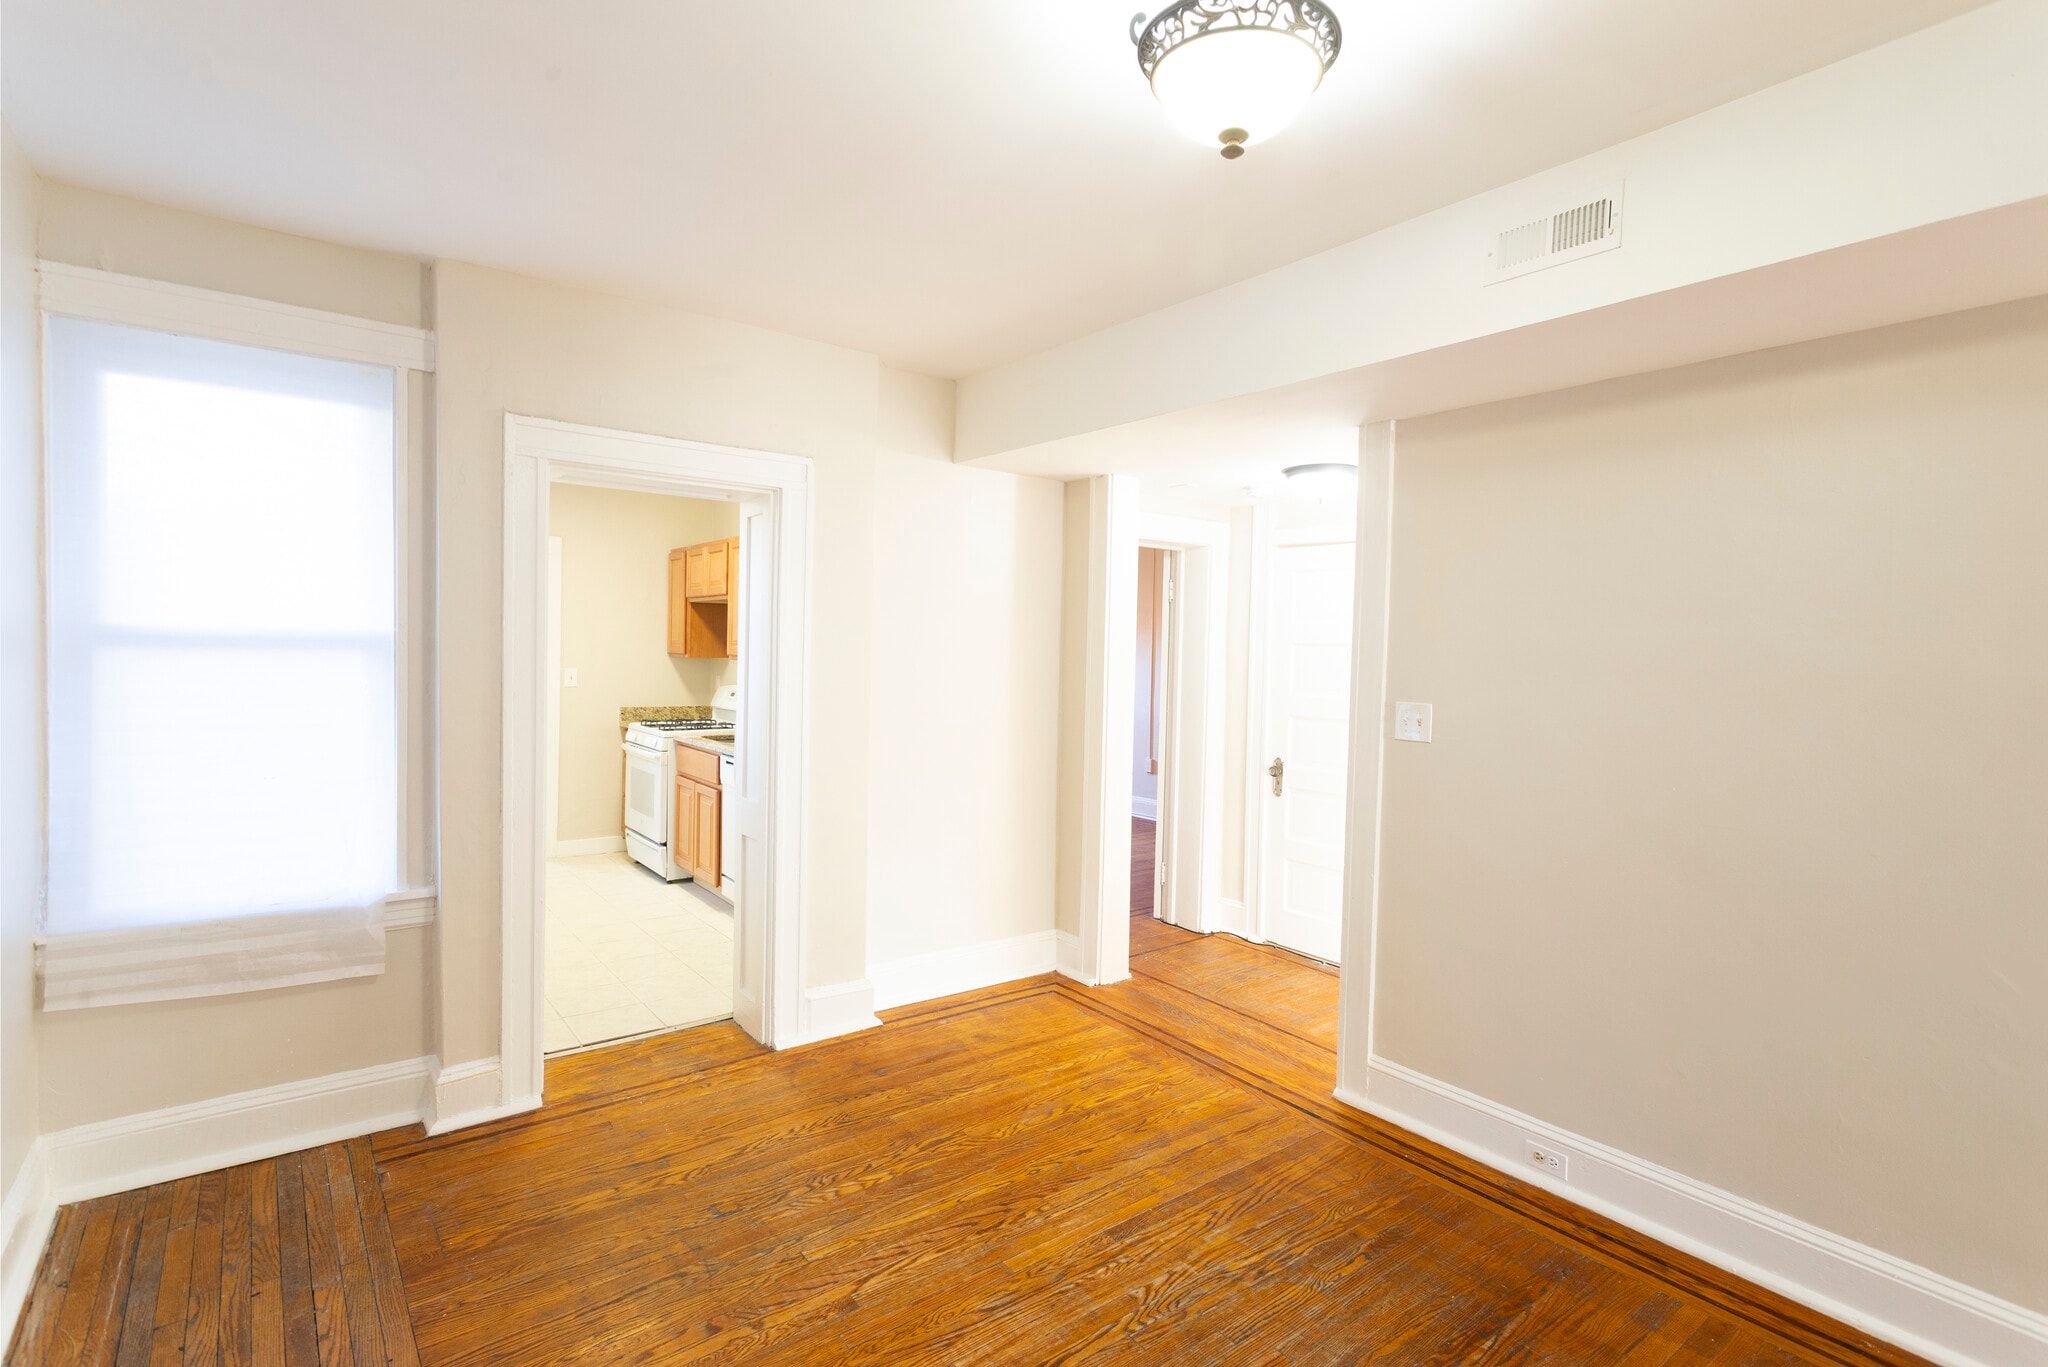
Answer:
[1487,182,1624,283]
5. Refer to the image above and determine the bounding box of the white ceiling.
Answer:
[2,0,1990,377]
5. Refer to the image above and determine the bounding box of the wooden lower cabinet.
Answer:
[673,742,722,887]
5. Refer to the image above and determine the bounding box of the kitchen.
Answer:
[544,483,744,1053]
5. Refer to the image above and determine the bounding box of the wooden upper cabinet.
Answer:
[668,535,741,659]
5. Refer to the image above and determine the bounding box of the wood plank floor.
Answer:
[7,1141,419,1367]
[10,921,1933,1366]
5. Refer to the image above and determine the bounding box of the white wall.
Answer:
[549,484,737,844]
[1,124,44,1196]
[865,368,1063,970]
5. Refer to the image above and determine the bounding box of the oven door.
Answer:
[621,741,669,846]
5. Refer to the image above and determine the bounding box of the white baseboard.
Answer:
[1131,796,1158,821]
[1053,929,1093,985]
[796,979,879,1046]
[45,1056,435,1205]
[550,835,626,858]
[1,1140,57,1348]
[1343,1059,2048,1367]
[423,1055,534,1136]
[869,930,1058,1011]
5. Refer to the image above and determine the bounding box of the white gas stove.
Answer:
[620,687,738,892]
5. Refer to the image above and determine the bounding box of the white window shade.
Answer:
[42,316,398,1009]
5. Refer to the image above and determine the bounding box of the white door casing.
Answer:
[1258,536,1357,963]
[502,415,811,1115]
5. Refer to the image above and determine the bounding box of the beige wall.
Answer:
[549,485,737,844]
[866,369,1062,965]
[1377,296,2048,1311]
[1,125,43,1190]
[31,183,440,1129]
[430,259,881,1064]
[15,184,1067,1129]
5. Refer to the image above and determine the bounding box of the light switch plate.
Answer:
[1394,701,1432,742]
[563,668,579,687]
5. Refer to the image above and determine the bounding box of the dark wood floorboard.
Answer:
[10,931,1932,1367]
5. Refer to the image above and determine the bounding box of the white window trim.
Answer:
[35,265,440,992]
[35,262,434,373]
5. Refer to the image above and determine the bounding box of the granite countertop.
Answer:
[619,704,715,725]
[676,734,735,758]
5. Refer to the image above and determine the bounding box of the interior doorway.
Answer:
[500,415,816,1122]
[1130,545,1169,929]
[540,484,740,1056]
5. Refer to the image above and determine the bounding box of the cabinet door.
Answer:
[695,782,721,885]
[667,550,690,654]
[685,545,710,598]
[702,539,729,597]
[674,777,695,871]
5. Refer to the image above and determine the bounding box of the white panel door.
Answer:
[1259,539,1355,962]
[730,501,770,1043]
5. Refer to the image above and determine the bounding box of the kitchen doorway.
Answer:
[501,416,815,1118]
[541,485,740,1055]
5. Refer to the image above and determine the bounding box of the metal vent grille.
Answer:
[1488,183,1625,283]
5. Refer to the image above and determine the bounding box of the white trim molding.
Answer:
[36,261,434,372]
[549,835,627,858]
[424,1056,531,1137]
[1213,898,1254,941]
[1054,929,1092,985]
[1075,475,1138,988]
[1130,795,1158,822]
[43,1058,434,1206]
[1343,1060,2048,1367]
[869,930,1059,1011]
[1,1141,57,1349]
[797,981,879,1046]
[383,888,438,931]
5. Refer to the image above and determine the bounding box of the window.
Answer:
[41,315,402,1008]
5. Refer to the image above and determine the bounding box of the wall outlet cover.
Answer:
[1524,1138,1570,1182]
[1394,701,1433,742]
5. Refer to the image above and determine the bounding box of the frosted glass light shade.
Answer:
[1150,27,1325,149]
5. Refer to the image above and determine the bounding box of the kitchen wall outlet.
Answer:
[562,668,579,687]
[1394,701,1433,742]
[1524,1138,1570,1182]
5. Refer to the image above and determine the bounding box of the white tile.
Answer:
[548,976,639,1018]
[562,1001,665,1047]
[543,1008,578,1055]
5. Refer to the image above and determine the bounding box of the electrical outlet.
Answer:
[1524,1138,1569,1182]
[563,668,579,687]
[1394,701,1433,742]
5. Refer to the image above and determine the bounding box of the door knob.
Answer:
[1268,757,1284,796]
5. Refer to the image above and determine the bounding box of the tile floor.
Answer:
[544,852,735,1054]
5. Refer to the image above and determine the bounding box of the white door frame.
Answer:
[1337,422,1396,1092]
[501,415,813,1111]
[1139,513,1229,935]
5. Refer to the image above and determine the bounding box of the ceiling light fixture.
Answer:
[1281,461,1358,503]
[1133,0,1342,159]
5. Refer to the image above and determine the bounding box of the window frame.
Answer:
[35,262,438,946]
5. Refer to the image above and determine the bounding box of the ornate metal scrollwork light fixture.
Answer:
[1132,0,1343,158]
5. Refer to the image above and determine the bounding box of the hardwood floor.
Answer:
[6,1141,419,1367]
[10,927,1933,1366]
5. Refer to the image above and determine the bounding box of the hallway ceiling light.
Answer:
[1281,461,1357,503]
[1134,0,1343,158]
